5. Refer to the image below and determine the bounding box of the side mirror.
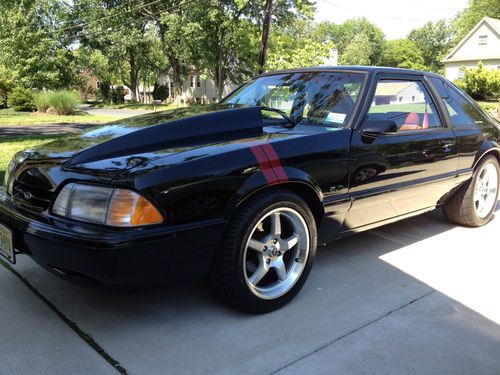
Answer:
[361,119,398,137]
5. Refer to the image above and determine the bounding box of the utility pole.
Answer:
[258,0,273,74]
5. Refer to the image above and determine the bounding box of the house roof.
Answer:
[444,17,500,63]
[375,82,413,96]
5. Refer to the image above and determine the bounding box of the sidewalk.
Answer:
[0,262,116,374]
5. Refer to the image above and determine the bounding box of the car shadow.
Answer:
[6,201,500,374]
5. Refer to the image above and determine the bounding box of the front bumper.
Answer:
[0,189,225,286]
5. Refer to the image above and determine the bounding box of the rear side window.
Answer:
[442,83,487,129]
[367,79,443,131]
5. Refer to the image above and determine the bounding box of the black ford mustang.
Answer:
[1,67,499,313]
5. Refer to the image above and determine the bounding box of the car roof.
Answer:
[256,66,442,79]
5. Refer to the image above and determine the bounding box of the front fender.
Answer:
[228,166,324,216]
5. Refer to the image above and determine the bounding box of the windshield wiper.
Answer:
[259,106,297,128]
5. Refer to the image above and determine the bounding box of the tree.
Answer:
[71,0,158,102]
[266,20,334,70]
[339,33,373,66]
[380,39,426,70]
[0,0,79,89]
[408,20,453,73]
[0,65,15,108]
[316,18,385,65]
[452,0,500,42]
[191,0,259,100]
[249,0,316,73]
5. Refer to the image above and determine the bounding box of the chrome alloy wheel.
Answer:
[474,162,499,219]
[243,208,310,300]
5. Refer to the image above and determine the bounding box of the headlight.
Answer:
[52,183,164,227]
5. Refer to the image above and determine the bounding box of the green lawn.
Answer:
[0,135,59,182]
[369,103,429,114]
[88,102,190,111]
[0,109,119,125]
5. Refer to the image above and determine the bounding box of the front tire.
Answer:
[443,155,499,227]
[212,190,317,313]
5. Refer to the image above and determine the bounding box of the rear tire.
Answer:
[212,190,317,314]
[443,155,499,227]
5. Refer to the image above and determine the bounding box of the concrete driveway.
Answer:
[1,204,499,374]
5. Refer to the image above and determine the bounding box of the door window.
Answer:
[368,80,443,131]
[442,83,487,129]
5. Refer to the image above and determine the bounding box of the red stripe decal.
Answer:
[250,145,279,184]
[260,143,288,182]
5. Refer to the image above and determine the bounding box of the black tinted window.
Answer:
[429,77,449,99]
[443,84,487,129]
[222,72,365,128]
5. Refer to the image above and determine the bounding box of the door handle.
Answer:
[441,140,455,152]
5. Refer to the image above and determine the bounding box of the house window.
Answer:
[196,76,201,87]
[479,35,488,45]
[96,81,100,88]
[190,76,195,88]
[411,95,415,101]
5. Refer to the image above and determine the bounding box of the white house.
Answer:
[443,17,500,82]
[374,82,425,105]
[158,70,237,104]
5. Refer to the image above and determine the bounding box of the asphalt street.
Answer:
[1,204,499,374]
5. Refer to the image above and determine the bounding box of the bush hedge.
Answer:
[152,84,168,101]
[33,92,51,112]
[34,90,80,115]
[455,62,500,101]
[7,87,35,111]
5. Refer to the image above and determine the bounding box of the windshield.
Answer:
[222,71,365,128]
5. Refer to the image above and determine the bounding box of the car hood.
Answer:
[24,105,271,176]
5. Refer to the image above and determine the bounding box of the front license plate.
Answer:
[0,222,15,264]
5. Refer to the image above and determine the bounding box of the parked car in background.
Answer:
[1,67,499,313]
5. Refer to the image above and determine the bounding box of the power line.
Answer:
[57,0,166,33]
[57,0,199,44]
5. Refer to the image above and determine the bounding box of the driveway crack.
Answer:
[0,259,127,375]
[270,289,436,374]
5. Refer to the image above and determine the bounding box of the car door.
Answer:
[429,76,495,174]
[342,73,459,232]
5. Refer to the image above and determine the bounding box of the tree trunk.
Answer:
[170,58,184,106]
[128,49,139,102]
[258,0,273,74]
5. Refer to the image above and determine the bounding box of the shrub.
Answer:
[0,65,14,109]
[33,92,51,112]
[47,90,80,115]
[98,81,111,103]
[111,86,125,104]
[152,84,168,101]
[33,90,80,115]
[455,62,500,101]
[7,87,35,111]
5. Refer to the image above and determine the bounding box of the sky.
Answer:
[314,0,470,40]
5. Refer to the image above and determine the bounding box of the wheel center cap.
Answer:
[267,243,281,259]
